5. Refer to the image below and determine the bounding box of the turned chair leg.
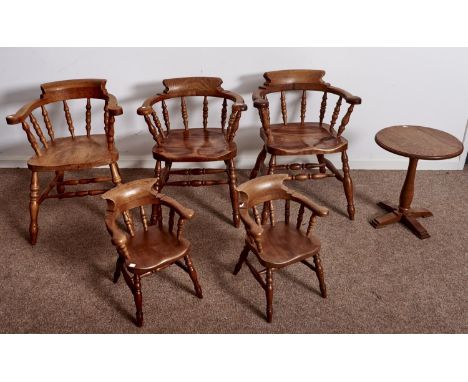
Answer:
[233,245,249,275]
[265,268,274,323]
[109,162,122,186]
[313,254,327,298]
[341,151,355,220]
[184,254,203,298]
[250,146,267,179]
[133,274,143,327]
[56,170,65,194]
[225,159,240,228]
[316,154,326,174]
[150,160,163,225]
[29,171,40,245]
[113,256,124,283]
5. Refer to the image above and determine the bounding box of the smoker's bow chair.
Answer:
[250,70,361,220]
[233,174,329,322]
[102,178,202,327]
[137,77,247,227]
[6,79,123,244]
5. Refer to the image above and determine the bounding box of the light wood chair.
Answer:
[233,174,329,322]
[6,79,123,244]
[250,70,361,220]
[137,77,247,227]
[102,178,202,327]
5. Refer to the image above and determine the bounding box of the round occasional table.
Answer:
[370,125,464,239]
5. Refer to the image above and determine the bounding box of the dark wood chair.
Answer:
[233,174,329,322]
[250,70,361,220]
[137,77,247,227]
[6,79,123,244]
[102,178,202,327]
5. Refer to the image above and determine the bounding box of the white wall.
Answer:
[0,47,467,170]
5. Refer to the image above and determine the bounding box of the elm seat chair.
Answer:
[137,77,247,228]
[6,79,123,245]
[233,174,329,323]
[250,70,362,220]
[102,178,202,327]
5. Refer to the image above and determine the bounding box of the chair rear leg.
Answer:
[316,154,326,174]
[313,254,327,298]
[55,171,65,194]
[29,171,40,245]
[151,160,163,225]
[109,162,122,185]
[233,245,250,275]
[341,151,355,220]
[113,255,124,283]
[225,159,240,228]
[265,268,274,323]
[184,254,203,298]
[133,274,143,327]
[250,146,267,179]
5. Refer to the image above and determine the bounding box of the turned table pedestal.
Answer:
[370,125,464,239]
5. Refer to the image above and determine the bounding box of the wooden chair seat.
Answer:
[260,123,348,155]
[27,134,119,171]
[249,222,321,269]
[125,226,191,272]
[152,128,237,162]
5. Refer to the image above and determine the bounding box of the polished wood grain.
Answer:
[250,70,361,220]
[137,77,247,227]
[233,174,329,322]
[102,178,202,327]
[371,125,464,239]
[6,79,123,245]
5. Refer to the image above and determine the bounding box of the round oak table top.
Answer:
[375,125,464,160]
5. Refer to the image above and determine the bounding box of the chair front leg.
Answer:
[341,150,355,220]
[313,254,327,298]
[29,171,40,245]
[184,254,203,298]
[113,255,124,283]
[133,274,143,327]
[265,268,274,323]
[109,162,122,185]
[225,159,240,227]
[151,160,163,225]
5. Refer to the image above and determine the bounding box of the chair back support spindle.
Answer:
[221,97,228,132]
[29,113,48,149]
[203,96,209,129]
[62,100,75,138]
[40,105,55,141]
[319,91,327,127]
[161,100,171,131]
[329,96,342,135]
[181,97,189,130]
[280,91,287,125]
[85,98,92,137]
[300,90,307,125]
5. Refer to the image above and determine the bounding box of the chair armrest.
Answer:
[327,85,361,105]
[157,194,195,220]
[290,191,329,217]
[222,90,247,111]
[252,88,269,109]
[6,99,43,125]
[107,94,123,116]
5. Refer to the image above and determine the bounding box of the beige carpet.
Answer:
[0,167,466,333]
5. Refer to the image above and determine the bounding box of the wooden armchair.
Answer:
[6,79,123,244]
[233,174,329,322]
[137,77,247,227]
[250,70,361,220]
[102,178,202,327]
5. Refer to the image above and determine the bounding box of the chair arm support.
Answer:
[221,90,247,111]
[327,85,361,105]
[252,88,269,109]
[107,94,123,116]
[290,192,329,217]
[105,215,129,253]
[239,209,263,238]
[157,194,195,220]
